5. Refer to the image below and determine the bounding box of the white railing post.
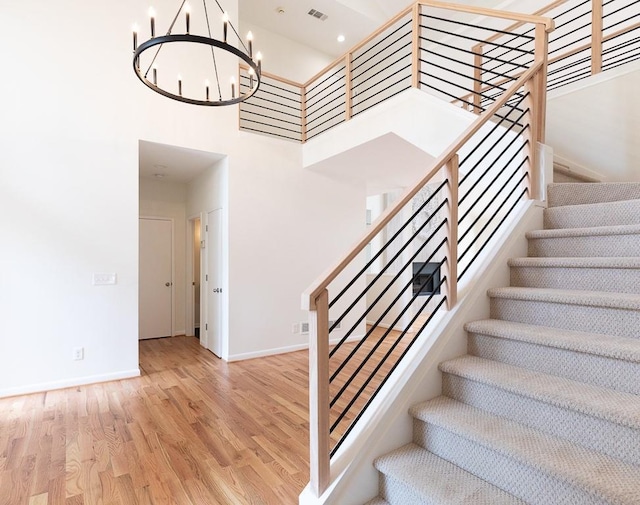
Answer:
[309,289,330,497]
[444,155,459,309]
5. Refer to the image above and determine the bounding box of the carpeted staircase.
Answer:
[366,182,640,504]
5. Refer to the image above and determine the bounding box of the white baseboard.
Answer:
[0,369,141,399]
[227,334,366,362]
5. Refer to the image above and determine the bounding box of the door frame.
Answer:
[186,214,199,339]
[139,216,175,338]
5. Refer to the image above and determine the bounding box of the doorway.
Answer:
[192,217,201,338]
[139,217,173,339]
[204,209,223,357]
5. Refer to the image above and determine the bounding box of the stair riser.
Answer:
[467,333,640,395]
[510,266,640,294]
[490,298,640,339]
[547,183,640,208]
[543,200,640,229]
[527,234,640,257]
[413,421,612,505]
[379,475,435,505]
[442,373,640,466]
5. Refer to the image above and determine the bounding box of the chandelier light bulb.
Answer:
[185,3,191,34]
[132,24,139,51]
[231,76,236,98]
[256,51,262,73]
[149,7,156,37]
[222,12,229,43]
[247,31,253,57]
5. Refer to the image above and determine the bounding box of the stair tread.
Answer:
[363,498,390,505]
[375,443,525,504]
[409,397,640,504]
[544,199,640,229]
[439,355,640,429]
[508,256,640,268]
[464,319,640,363]
[526,223,640,239]
[547,183,640,207]
[487,286,640,310]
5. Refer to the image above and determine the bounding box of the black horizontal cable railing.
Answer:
[351,17,413,116]
[305,64,348,140]
[476,0,640,100]
[239,69,303,142]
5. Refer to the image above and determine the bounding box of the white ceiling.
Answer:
[139,140,225,184]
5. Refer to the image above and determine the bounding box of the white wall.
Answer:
[139,178,188,335]
[239,21,334,83]
[0,0,366,395]
[546,64,640,181]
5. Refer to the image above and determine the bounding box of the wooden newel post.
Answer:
[345,54,353,121]
[444,155,459,310]
[524,23,549,201]
[309,289,330,497]
[591,0,603,75]
[472,45,483,114]
[411,3,421,89]
[301,86,308,143]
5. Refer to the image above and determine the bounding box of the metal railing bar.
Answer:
[306,107,347,132]
[603,11,640,33]
[306,102,347,127]
[242,93,302,112]
[305,75,346,106]
[421,49,520,82]
[351,81,412,113]
[458,135,528,221]
[548,53,592,75]
[601,51,640,71]
[241,102,302,120]
[352,18,412,65]
[602,1,637,22]
[239,83,303,107]
[329,276,447,426]
[330,234,447,364]
[237,125,300,141]
[329,182,447,310]
[352,64,413,104]
[241,76,302,98]
[547,69,594,89]
[329,209,447,345]
[351,34,412,76]
[352,51,412,92]
[329,270,447,413]
[459,152,527,243]
[239,117,302,135]
[423,59,512,95]
[239,110,302,128]
[458,170,528,262]
[458,92,529,176]
[421,13,536,40]
[421,22,535,54]
[602,43,640,63]
[329,295,448,456]
[548,32,592,57]
[458,186,529,280]
[306,65,347,97]
[421,36,531,70]
[306,85,346,115]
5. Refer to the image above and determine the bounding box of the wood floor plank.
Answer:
[0,328,406,504]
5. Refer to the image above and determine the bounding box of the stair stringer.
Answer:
[299,201,544,505]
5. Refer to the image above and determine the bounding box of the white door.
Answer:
[139,218,172,339]
[205,209,223,357]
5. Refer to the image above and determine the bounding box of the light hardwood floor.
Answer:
[0,326,417,505]
[0,337,311,505]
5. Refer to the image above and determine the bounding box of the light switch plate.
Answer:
[93,273,117,285]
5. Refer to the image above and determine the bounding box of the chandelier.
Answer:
[132,0,261,106]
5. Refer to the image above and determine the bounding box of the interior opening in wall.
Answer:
[412,262,441,296]
[193,217,201,338]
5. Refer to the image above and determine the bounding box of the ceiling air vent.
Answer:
[308,8,328,21]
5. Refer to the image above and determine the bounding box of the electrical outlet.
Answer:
[292,323,300,334]
[300,322,310,334]
[92,273,117,285]
[73,347,84,360]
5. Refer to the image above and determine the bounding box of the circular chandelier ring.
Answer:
[133,34,261,106]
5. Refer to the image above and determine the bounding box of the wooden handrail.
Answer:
[302,60,544,310]
[238,64,304,89]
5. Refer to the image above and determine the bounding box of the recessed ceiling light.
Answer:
[337,34,345,43]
